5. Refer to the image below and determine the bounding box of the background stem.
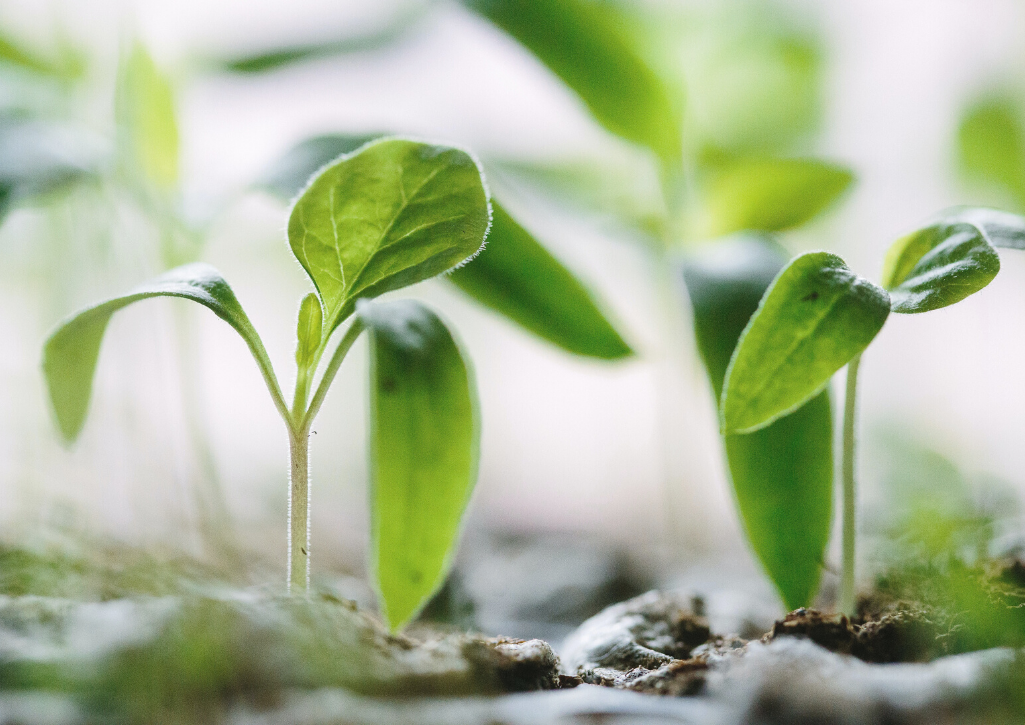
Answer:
[840,354,862,616]
[288,427,311,593]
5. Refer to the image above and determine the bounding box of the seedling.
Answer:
[42,138,492,630]
[720,206,1025,614]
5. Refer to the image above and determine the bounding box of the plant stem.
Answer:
[840,354,862,617]
[284,316,366,594]
[288,425,311,593]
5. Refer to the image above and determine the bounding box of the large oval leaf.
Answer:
[360,299,479,631]
[449,203,632,359]
[288,138,491,333]
[685,235,832,610]
[272,134,631,359]
[464,0,681,165]
[43,263,282,442]
[722,252,889,434]
[696,157,854,238]
[881,209,1005,313]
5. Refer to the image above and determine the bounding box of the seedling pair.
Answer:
[43,138,490,630]
[720,207,1025,614]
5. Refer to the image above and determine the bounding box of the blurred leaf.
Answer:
[287,138,490,333]
[294,292,323,369]
[950,205,1025,250]
[488,156,667,237]
[464,0,681,165]
[0,118,97,219]
[361,299,479,631]
[685,235,831,609]
[43,264,278,443]
[881,207,1013,313]
[450,202,632,359]
[260,133,385,198]
[694,157,853,238]
[0,32,58,76]
[116,43,179,189]
[957,95,1025,207]
[220,5,432,73]
[673,11,821,154]
[722,252,889,434]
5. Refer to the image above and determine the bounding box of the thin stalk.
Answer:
[288,425,311,593]
[284,317,365,594]
[304,318,365,428]
[840,354,862,617]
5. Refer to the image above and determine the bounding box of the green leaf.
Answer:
[695,157,853,238]
[260,133,386,199]
[361,299,479,631]
[957,96,1025,206]
[881,208,1004,314]
[685,235,832,610]
[464,0,681,164]
[295,293,323,369]
[116,43,179,189]
[43,263,284,443]
[722,251,889,434]
[449,203,632,359]
[287,138,491,333]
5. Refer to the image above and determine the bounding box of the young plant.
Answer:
[42,137,491,630]
[720,206,1025,615]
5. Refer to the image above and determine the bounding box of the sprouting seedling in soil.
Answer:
[720,206,1025,616]
[42,137,491,630]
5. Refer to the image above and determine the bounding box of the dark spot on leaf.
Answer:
[301,548,308,556]
[410,571,422,584]
[382,377,397,392]
[802,290,820,302]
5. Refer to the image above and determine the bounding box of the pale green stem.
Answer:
[840,354,862,617]
[303,318,365,428]
[284,317,365,594]
[287,425,311,593]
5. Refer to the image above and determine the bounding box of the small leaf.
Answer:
[881,209,1004,314]
[361,299,478,631]
[288,138,491,333]
[449,203,632,359]
[722,252,889,434]
[957,96,1025,206]
[696,157,853,238]
[116,43,179,189]
[43,263,280,442]
[685,235,832,610]
[464,0,681,164]
[295,293,323,369]
[260,133,386,199]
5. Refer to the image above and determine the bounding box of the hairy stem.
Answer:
[840,354,862,617]
[288,426,311,593]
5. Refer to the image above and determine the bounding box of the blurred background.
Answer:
[2,0,1025,632]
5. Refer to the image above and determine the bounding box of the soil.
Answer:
[560,557,1025,701]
